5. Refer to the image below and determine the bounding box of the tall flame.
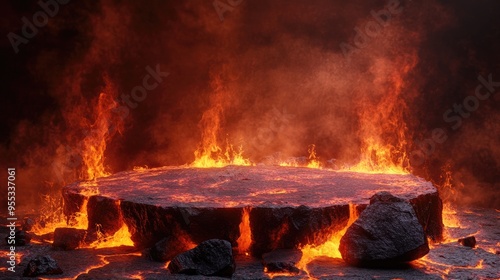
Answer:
[350,55,418,174]
[34,79,123,236]
[237,207,253,255]
[80,81,123,180]
[192,71,251,168]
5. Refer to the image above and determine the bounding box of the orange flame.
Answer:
[237,207,253,255]
[306,144,321,169]
[279,144,322,168]
[81,85,123,180]
[192,71,251,168]
[349,55,418,174]
[31,195,89,236]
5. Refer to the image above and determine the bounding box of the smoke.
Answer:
[1,0,499,211]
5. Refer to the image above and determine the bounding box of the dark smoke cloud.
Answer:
[1,0,499,212]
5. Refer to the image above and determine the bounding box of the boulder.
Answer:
[262,249,303,274]
[23,255,63,277]
[87,196,123,236]
[168,239,235,277]
[22,217,35,231]
[147,235,194,262]
[5,230,31,246]
[53,228,86,250]
[458,236,476,248]
[339,192,429,267]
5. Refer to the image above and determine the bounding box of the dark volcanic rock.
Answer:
[62,190,87,226]
[168,239,235,277]
[5,230,31,246]
[53,228,86,250]
[22,217,35,231]
[251,205,349,256]
[87,196,124,236]
[262,249,303,274]
[458,236,476,248]
[339,192,430,267]
[148,235,194,262]
[120,202,242,249]
[63,166,443,253]
[23,255,63,277]
[410,192,444,242]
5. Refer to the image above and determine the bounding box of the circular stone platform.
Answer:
[62,166,443,255]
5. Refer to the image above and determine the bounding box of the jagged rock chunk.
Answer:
[168,239,235,277]
[5,230,31,246]
[53,228,86,250]
[23,255,63,277]
[339,191,429,267]
[262,249,303,274]
[147,235,193,262]
[458,236,476,248]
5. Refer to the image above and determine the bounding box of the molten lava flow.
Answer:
[237,207,252,255]
[264,269,299,279]
[297,204,358,274]
[443,203,462,228]
[90,223,134,249]
[32,195,89,236]
[439,164,465,242]
[86,200,134,249]
[73,198,90,229]
[441,203,468,244]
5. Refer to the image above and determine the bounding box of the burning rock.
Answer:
[5,230,31,246]
[53,227,86,250]
[262,249,303,274]
[168,239,235,277]
[146,235,194,262]
[458,236,477,248]
[339,192,429,267]
[23,255,63,277]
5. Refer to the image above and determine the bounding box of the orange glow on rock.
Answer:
[298,204,358,274]
[89,223,134,249]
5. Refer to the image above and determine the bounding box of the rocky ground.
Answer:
[1,207,498,279]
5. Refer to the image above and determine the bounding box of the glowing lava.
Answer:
[89,223,134,249]
[237,207,253,255]
[297,204,358,274]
